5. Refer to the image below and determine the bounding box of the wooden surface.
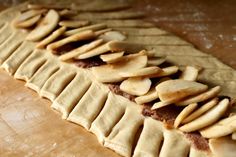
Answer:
[0,1,235,157]
[134,0,236,69]
[0,69,120,157]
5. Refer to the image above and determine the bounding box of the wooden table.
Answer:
[0,1,235,156]
[135,0,236,69]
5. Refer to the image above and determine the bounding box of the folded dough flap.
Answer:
[189,147,210,157]
[90,92,128,143]
[52,70,92,119]
[2,41,35,75]
[26,58,60,93]
[159,130,190,157]
[209,136,236,157]
[0,23,13,45]
[0,2,27,24]
[67,81,109,130]
[14,49,48,81]
[0,30,26,64]
[40,64,77,101]
[133,118,164,157]
[104,104,144,157]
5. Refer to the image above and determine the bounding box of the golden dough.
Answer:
[67,82,109,129]
[52,71,92,119]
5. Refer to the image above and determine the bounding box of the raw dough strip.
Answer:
[64,23,106,36]
[26,59,60,93]
[145,45,208,57]
[94,19,155,28]
[189,147,209,157]
[1,41,35,75]
[72,11,144,20]
[104,106,144,157]
[51,71,92,119]
[126,36,191,46]
[73,1,130,12]
[0,23,13,45]
[0,31,26,64]
[133,118,164,157]
[159,130,190,157]
[14,50,48,81]
[90,92,127,143]
[40,65,77,101]
[115,27,168,36]
[67,82,109,130]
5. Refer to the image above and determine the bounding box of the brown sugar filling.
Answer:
[142,104,210,151]
[74,60,210,151]
[108,84,136,102]
[74,56,105,68]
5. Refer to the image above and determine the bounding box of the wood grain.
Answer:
[0,1,235,156]
[0,69,120,157]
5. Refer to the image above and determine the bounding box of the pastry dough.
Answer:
[126,36,191,46]
[26,58,60,93]
[90,92,127,143]
[67,82,109,129]
[51,71,92,119]
[1,41,34,75]
[14,49,48,81]
[189,147,209,157]
[0,23,13,45]
[104,105,144,157]
[0,31,25,64]
[133,118,164,157]
[0,2,235,157]
[159,130,190,157]
[40,65,76,101]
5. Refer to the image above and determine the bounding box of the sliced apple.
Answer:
[156,79,208,104]
[47,30,95,52]
[36,26,66,49]
[151,101,172,110]
[179,66,202,81]
[95,28,113,36]
[58,9,78,17]
[13,9,47,24]
[108,41,145,54]
[100,51,124,63]
[26,9,60,41]
[64,23,107,36]
[149,66,179,78]
[119,66,162,78]
[179,98,229,132]
[99,31,126,42]
[78,40,141,59]
[176,86,221,106]
[59,39,104,61]
[91,54,147,83]
[59,20,90,28]
[174,103,198,128]
[78,41,114,59]
[135,88,159,105]
[200,115,236,138]
[232,132,236,140]
[27,4,69,10]
[182,98,219,124]
[147,57,166,66]
[120,77,151,96]
[15,15,41,28]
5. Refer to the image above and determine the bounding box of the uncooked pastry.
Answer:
[0,2,235,157]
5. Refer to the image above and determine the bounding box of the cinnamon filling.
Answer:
[74,56,105,68]
[108,84,136,102]
[142,104,210,151]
